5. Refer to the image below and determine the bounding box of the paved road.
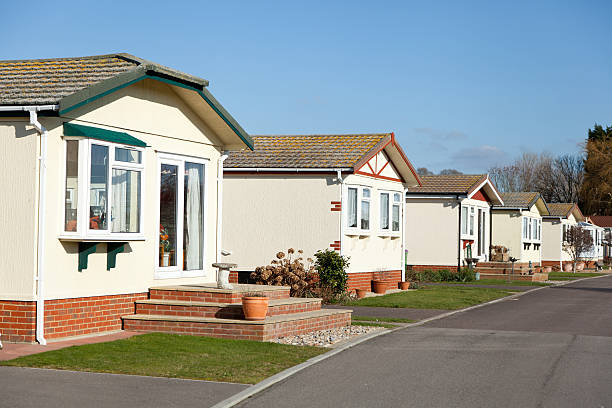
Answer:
[0,366,248,408]
[324,305,448,320]
[238,276,612,408]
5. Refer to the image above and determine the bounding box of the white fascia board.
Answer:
[467,178,504,205]
[224,167,352,172]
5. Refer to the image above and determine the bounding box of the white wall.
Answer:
[0,120,38,300]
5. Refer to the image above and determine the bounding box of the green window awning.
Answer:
[63,122,147,147]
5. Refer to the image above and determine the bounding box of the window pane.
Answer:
[64,140,79,231]
[393,193,401,202]
[392,204,400,231]
[115,147,142,163]
[160,164,178,267]
[347,188,357,228]
[469,207,474,235]
[361,200,370,230]
[184,162,204,270]
[362,188,370,199]
[380,193,389,229]
[90,144,108,230]
[111,169,141,233]
[461,206,468,234]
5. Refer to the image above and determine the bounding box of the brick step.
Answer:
[122,309,352,341]
[478,273,549,282]
[148,284,290,304]
[135,297,322,319]
[475,267,526,275]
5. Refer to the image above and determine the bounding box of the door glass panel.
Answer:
[64,140,79,231]
[160,164,178,267]
[89,144,108,230]
[184,162,204,270]
[111,169,141,233]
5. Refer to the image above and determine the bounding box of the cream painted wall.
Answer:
[223,174,341,270]
[492,205,544,264]
[342,173,404,273]
[405,198,459,267]
[0,120,38,300]
[543,215,580,263]
[33,79,230,300]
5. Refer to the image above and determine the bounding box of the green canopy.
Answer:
[63,123,147,147]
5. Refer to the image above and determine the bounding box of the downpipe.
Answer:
[216,153,229,265]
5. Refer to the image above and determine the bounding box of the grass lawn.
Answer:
[351,321,397,329]
[436,279,550,287]
[0,333,326,384]
[548,271,605,281]
[352,316,416,324]
[345,286,515,310]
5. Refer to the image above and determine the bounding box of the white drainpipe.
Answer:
[401,187,408,282]
[336,170,345,257]
[28,109,52,346]
[216,153,229,265]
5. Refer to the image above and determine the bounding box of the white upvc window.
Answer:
[380,192,390,230]
[522,217,529,240]
[380,190,402,234]
[392,192,401,232]
[461,205,476,238]
[522,217,541,242]
[461,206,469,235]
[346,185,371,234]
[60,138,145,241]
[156,153,208,279]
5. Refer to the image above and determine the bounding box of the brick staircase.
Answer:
[475,262,549,282]
[122,284,352,341]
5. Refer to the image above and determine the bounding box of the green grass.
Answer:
[345,286,515,310]
[0,333,326,384]
[352,316,416,324]
[548,272,605,281]
[351,321,397,329]
[436,279,551,287]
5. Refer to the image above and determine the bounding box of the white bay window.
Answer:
[380,190,402,235]
[346,186,371,234]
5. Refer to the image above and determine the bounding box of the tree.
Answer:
[417,167,433,176]
[580,123,612,215]
[562,225,594,273]
[439,169,463,175]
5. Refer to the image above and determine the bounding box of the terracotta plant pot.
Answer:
[355,288,367,299]
[371,280,387,294]
[242,296,269,321]
[399,281,410,290]
[564,263,573,272]
[544,266,552,273]
[576,262,585,271]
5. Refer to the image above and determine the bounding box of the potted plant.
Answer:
[242,293,269,320]
[160,225,171,267]
[371,270,387,294]
[398,281,410,290]
[576,262,585,271]
[355,288,367,298]
[543,266,552,273]
[564,263,573,272]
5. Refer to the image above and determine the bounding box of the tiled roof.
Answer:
[589,215,612,227]
[495,192,540,208]
[225,134,389,168]
[546,203,576,218]
[406,174,485,194]
[0,53,207,106]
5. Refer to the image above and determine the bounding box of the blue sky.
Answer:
[2,1,610,173]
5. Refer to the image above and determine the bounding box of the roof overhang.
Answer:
[353,132,422,187]
[56,66,253,151]
[466,176,503,205]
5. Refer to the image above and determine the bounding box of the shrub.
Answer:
[314,249,350,296]
[250,248,317,297]
[454,268,476,282]
[406,268,475,283]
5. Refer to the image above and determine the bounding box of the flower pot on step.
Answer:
[242,295,269,320]
[355,288,367,298]
[576,262,585,271]
[564,263,573,272]
[371,280,387,294]
[544,266,552,273]
[399,281,410,290]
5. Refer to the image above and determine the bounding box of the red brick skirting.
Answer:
[347,270,402,291]
[0,293,147,343]
[329,240,341,252]
[0,301,36,343]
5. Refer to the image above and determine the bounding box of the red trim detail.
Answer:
[377,159,390,175]
[472,189,491,203]
[390,133,422,186]
[354,170,402,183]
[366,161,375,174]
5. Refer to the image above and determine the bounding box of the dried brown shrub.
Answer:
[251,249,317,297]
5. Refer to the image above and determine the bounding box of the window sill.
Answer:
[345,230,370,237]
[58,235,146,242]
[378,232,401,238]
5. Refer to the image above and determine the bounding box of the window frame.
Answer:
[461,204,477,239]
[379,189,402,236]
[155,152,209,279]
[59,138,146,242]
[345,184,372,235]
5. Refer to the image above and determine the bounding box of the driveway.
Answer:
[237,275,612,407]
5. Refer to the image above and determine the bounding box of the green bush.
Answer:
[314,249,350,296]
[405,268,475,283]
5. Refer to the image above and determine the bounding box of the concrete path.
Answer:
[0,366,249,408]
[238,276,612,407]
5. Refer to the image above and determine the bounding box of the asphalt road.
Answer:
[238,275,612,408]
[0,367,248,408]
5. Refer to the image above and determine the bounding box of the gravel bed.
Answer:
[269,325,385,347]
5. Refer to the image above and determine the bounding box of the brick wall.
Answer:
[44,293,148,339]
[329,240,341,252]
[347,270,402,291]
[0,301,36,343]
[330,201,341,212]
